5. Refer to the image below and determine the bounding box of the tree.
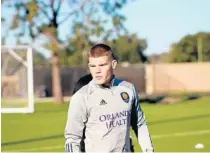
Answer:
[2,0,131,104]
[167,32,210,63]
[59,33,149,67]
[108,33,148,63]
[33,51,49,67]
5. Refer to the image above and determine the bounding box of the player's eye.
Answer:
[89,64,96,67]
[99,63,108,66]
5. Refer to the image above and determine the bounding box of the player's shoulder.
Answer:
[75,79,97,95]
[114,78,135,90]
[70,84,89,103]
[75,84,89,95]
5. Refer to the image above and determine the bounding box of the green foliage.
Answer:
[33,52,49,67]
[25,0,39,22]
[112,15,126,29]
[60,49,86,67]
[1,17,5,22]
[59,24,93,67]
[109,34,148,63]
[167,32,210,62]
[59,33,149,67]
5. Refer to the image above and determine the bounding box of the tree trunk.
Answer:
[52,52,64,104]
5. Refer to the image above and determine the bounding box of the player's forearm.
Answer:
[65,119,84,152]
[65,123,82,152]
[138,124,154,153]
[65,134,81,153]
[64,93,87,152]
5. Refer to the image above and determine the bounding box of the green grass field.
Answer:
[1,98,28,108]
[1,97,210,152]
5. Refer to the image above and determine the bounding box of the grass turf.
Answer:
[1,97,210,152]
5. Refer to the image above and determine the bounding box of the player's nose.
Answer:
[95,66,101,73]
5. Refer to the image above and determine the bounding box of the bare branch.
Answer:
[56,0,64,13]
[35,0,52,21]
[29,25,36,39]
[39,6,52,21]
[38,0,51,8]
[58,0,89,25]
[50,0,55,11]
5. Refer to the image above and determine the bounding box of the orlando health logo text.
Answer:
[99,110,131,129]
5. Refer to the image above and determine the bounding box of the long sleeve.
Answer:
[131,86,154,153]
[65,93,88,152]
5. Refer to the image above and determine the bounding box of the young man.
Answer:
[65,44,154,152]
[72,74,135,152]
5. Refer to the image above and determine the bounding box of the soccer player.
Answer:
[65,44,154,152]
[72,74,135,152]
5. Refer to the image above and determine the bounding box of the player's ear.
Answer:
[112,60,117,69]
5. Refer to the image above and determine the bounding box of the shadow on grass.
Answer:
[149,114,210,125]
[140,93,203,104]
[2,134,63,146]
[140,95,166,104]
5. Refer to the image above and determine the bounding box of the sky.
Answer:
[120,0,210,55]
[1,0,210,56]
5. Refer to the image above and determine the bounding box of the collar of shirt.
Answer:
[88,75,116,94]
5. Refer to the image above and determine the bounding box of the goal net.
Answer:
[1,45,34,113]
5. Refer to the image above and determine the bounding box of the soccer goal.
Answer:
[1,45,34,113]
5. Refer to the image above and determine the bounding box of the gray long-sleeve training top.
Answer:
[65,77,154,152]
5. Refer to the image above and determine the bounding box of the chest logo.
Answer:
[120,92,130,103]
[100,99,107,105]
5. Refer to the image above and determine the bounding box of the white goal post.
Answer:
[1,45,34,113]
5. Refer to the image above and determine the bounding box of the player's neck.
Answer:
[101,75,115,88]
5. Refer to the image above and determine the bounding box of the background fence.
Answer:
[146,62,210,94]
[33,65,146,97]
[3,62,210,98]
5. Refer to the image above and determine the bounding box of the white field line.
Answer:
[4,129,210,152]
[152,129,210,139]
[5,145,64,152]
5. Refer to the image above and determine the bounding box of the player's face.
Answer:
[88,56,117,85]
